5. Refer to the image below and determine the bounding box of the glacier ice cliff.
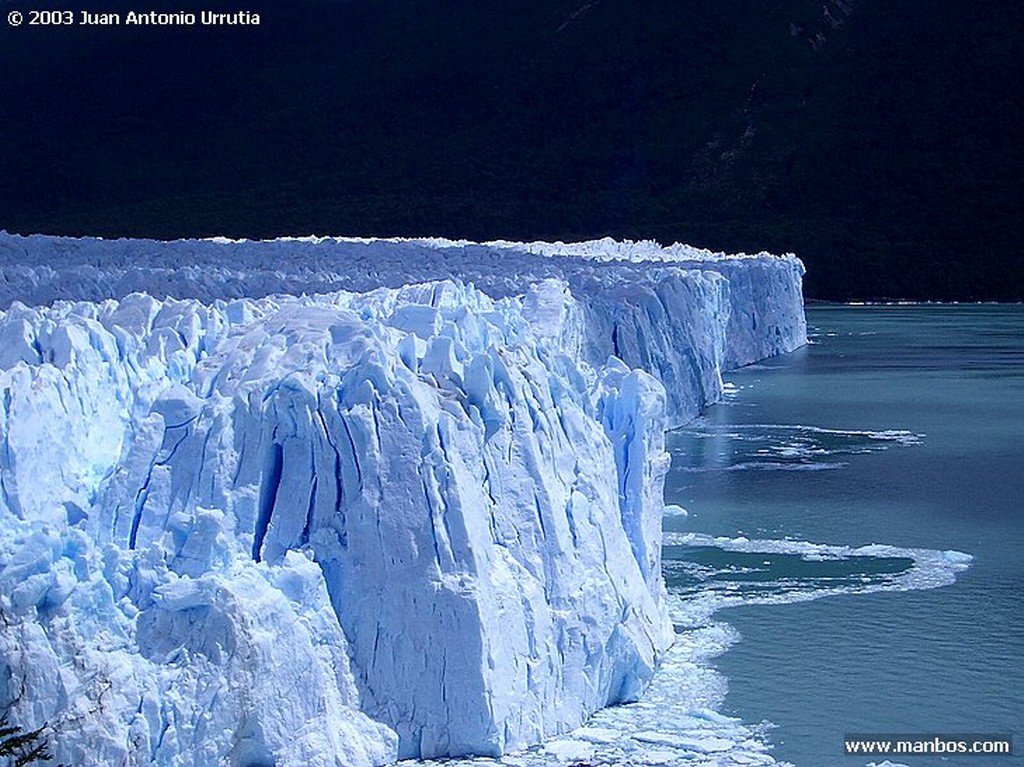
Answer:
[0,235,805,766]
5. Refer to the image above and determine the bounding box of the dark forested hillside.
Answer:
[1,0,1021,300]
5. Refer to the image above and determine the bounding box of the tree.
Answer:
[0,711,55,767]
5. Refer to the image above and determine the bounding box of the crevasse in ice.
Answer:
[0,235,805,766]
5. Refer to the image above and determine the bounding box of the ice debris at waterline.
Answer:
[408,535,972,767]
[0,236,805,766]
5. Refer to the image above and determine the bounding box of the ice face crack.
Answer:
[252,441,283,563]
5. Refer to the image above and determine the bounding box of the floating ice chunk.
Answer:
[941,549,974,567]
[690,708,742,726]
[572,726,624,743]
[633,730,735,752]
[541,739,595,761]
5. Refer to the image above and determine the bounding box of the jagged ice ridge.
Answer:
[0,235,805,766]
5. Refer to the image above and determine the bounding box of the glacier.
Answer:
[0,233,805,766]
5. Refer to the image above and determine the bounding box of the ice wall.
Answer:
[0,235,805,766]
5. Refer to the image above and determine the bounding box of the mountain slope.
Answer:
[1,0,1020,300]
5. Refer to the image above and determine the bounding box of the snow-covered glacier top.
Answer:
[0,232,796,289]
[0,232,806,425]
[0,234,805,766]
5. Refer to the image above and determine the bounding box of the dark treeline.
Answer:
[1,0,1021,301]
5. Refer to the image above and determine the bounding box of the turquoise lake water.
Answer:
[665,305,1024,767]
